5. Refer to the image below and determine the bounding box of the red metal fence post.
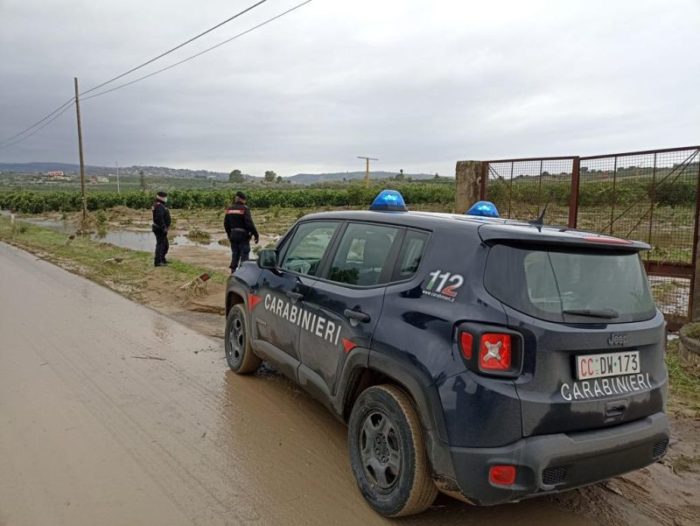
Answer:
[690,155,700,321]
[569,157,580,228]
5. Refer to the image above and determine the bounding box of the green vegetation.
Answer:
[186,227,211,243]
[682,322,700,340]
[486,176,697,210]
[666,339,700,414]
[0,182,456,214]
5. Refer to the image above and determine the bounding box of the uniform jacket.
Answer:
[224,203,258,241]
[152,201,171,233]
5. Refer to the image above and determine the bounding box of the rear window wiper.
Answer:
[562,308,619,319]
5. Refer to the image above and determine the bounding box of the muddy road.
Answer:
[0,243,622,525]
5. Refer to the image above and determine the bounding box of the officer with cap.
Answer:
[152,191,171,267]
[224,191,259,272]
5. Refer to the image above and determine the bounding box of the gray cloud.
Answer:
[1,0,698,177]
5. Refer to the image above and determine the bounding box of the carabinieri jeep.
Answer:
[223,190,669,517]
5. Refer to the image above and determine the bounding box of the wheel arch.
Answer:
[340,356,455,482]
[226,290,245,315]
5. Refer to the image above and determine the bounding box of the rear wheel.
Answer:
[224,303,261,374]
[348,385,437,517]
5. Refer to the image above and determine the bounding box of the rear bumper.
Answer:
[447,412,669,506]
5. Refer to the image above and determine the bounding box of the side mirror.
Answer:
[258,248,278,270]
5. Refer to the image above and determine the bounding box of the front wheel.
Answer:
[348,385,437,517]
[224,303,261,374]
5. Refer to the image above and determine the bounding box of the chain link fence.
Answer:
[480,146,700,328]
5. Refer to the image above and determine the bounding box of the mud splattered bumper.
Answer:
[448,412,669,506]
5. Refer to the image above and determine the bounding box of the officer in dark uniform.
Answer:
[152,191,171,267]
[224,191,259,272]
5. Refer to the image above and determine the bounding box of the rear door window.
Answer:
[328,223,400,286]
[484,245,656,323]
[395,230,429,279]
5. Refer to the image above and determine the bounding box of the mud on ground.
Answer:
[6,207,700,525]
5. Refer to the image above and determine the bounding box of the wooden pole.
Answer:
[74,77,87,222]
[357,156,378,187]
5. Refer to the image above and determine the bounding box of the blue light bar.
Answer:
[466,200,500,218]
[370,189,408,212]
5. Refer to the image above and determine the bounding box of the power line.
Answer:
[0,0,268,148]
[0,0,313,151]
[84,0,313,101]
[0,97,74,147]
[80,0,267,97]
[0,102,74,151]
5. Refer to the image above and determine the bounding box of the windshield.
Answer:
[484,245,656,323]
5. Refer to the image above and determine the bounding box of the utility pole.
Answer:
[115,161,120,194]
[357,156,378,187]
[74,77,87,222]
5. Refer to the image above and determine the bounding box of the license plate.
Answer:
[576,351,640,380]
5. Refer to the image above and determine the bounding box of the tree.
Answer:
[264,170,277,183]
[276,176,283,184]
[139,170,146,192]
[434,173,439,179]
[395,169,405,181]
[229,169,244,183]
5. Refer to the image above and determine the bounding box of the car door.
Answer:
[251,220,340,379]
[297,222,404,400]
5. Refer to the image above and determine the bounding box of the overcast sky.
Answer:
[1,0,698,177]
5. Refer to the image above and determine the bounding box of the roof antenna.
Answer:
[529,203,548,231]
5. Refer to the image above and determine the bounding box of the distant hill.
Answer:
[287,171,441,184]
[0,163,447,184]
[0,162,231,180]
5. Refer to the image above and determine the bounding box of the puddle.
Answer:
[6,213,229,253]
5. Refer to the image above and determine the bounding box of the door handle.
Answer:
[286,291,304,303]
[344,309,370,323]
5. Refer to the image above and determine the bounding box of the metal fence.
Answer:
[480,145,700,328]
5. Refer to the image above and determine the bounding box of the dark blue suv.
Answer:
[223,192,669,517]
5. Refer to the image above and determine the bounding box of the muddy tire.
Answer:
[348,384,437,517]
[225,303,261,374]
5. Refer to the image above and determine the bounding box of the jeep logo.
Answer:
[607,333,628,347]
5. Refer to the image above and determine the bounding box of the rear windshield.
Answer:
[484,245,656,323]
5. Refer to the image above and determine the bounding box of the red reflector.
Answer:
[489,465,516,486]
[479,334,512,371]
[248,294,263,312]
[459,332,473,360]
[342,338,357,353]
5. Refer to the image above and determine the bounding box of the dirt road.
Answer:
[0,242,594,525]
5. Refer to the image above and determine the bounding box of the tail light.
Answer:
[457,325,523,378]
[459,332,473,359]
[479,333,512,371]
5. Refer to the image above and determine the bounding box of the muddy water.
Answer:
[0,243,591,525]
[12,215,231,253]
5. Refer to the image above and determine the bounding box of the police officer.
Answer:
[224,191,259,272]
[152,191,171,267]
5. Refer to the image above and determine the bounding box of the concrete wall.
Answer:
[455,161,482,214]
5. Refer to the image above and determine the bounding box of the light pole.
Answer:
[115,161,120,194]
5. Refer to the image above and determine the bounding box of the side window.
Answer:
[280,221,339,276]
[396,230,429,278]
[328,223,399,286]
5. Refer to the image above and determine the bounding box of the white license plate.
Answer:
[576,351,640,380]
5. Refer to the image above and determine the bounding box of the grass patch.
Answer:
[0,217,226,301]
[666,339,700,416]
[681,322,700,340]
[186,227,211,243]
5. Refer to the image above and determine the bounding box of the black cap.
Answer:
[235,191,247,200]
[157,191,168,198]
